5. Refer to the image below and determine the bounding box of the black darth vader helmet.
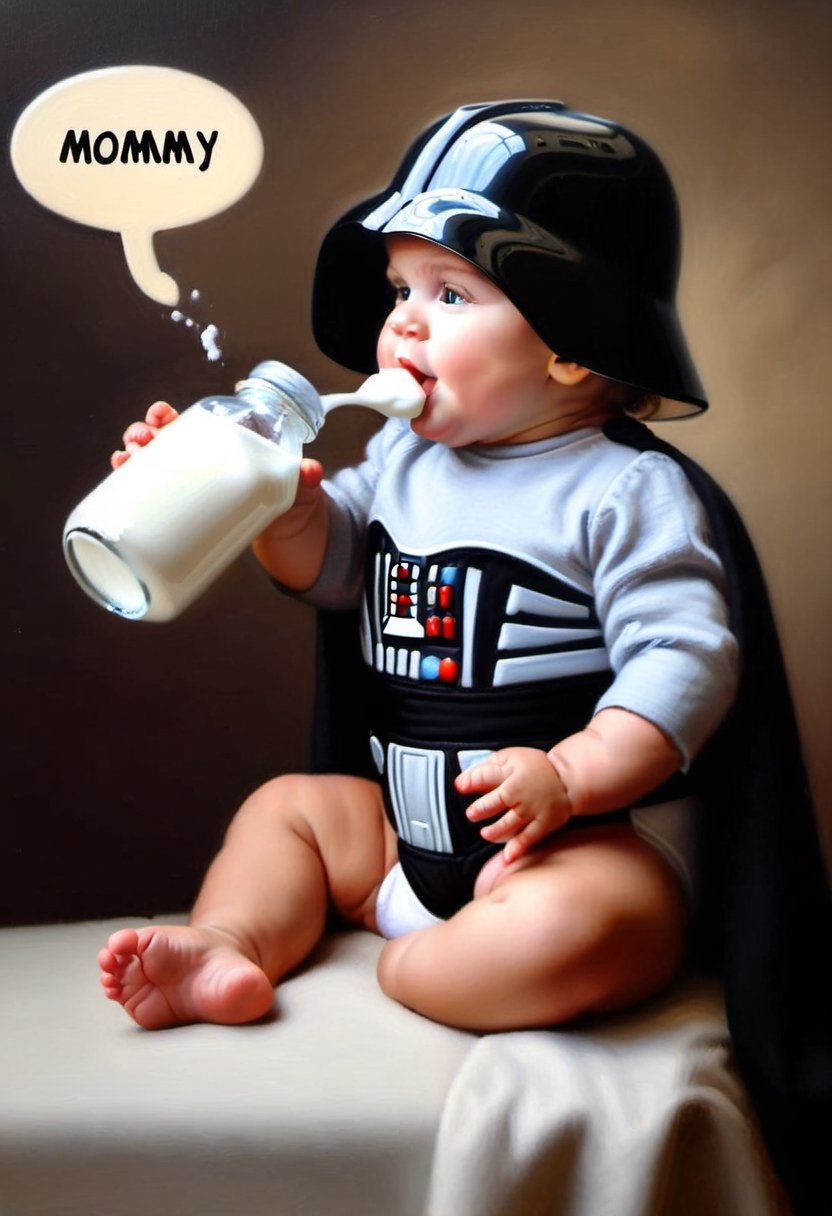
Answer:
[312,100,706,418]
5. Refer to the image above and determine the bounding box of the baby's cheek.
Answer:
[439,332,486,384]
[376,323,398,369]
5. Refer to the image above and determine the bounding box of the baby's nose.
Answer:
[389,301,428,339]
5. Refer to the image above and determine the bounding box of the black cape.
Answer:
[311,416,832,1213]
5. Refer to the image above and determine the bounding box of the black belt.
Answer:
[367,667,614,749]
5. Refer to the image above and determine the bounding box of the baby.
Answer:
[99,100,738,1032]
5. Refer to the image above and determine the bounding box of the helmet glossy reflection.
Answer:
[312,100,706,418]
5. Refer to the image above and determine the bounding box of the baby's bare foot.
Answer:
[98,925,274,1029]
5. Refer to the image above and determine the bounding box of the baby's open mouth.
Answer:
[398,358,436,397]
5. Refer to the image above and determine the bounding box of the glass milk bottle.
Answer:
[63,361,324,622]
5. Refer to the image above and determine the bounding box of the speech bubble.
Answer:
[10,65,264,306]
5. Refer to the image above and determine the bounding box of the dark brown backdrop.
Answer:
[2,0,830,924]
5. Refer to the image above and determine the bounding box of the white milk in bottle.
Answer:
[63,361,324,621]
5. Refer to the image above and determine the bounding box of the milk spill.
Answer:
[170,289,224,362]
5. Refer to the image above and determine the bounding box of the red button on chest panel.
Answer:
[438,657,459,683]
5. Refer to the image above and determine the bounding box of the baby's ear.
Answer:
[546,354,592,387]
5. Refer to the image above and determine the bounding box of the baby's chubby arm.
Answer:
[456,708,681,863]
[110,401,330,592]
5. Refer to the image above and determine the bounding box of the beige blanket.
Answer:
[0,918,785,1215]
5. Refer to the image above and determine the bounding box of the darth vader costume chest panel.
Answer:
[360,521,611,696]
[358,522,618,913]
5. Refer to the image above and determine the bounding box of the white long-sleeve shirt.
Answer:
[305,420,739,767]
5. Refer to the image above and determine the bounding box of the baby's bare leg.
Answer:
[99,774,395,1028]
[376,825,687,1032]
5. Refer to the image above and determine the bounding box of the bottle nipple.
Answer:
[322,368,426,418]
[241,361,425,425]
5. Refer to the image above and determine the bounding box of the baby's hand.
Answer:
[456,746,571,864]
[258,456,325,540]
[110,401,179,469]
[294,456,326,506]
[249,456,328,587]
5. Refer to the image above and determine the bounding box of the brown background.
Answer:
[2,0,830,924]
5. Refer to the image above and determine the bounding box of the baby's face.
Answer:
[377,235,574,447]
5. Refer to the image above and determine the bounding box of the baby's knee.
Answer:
[230,772,325,836]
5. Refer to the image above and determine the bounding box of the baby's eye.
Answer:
[392,283,411,303]
[440,285,467,305]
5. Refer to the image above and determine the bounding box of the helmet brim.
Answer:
[313,197,707,419]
